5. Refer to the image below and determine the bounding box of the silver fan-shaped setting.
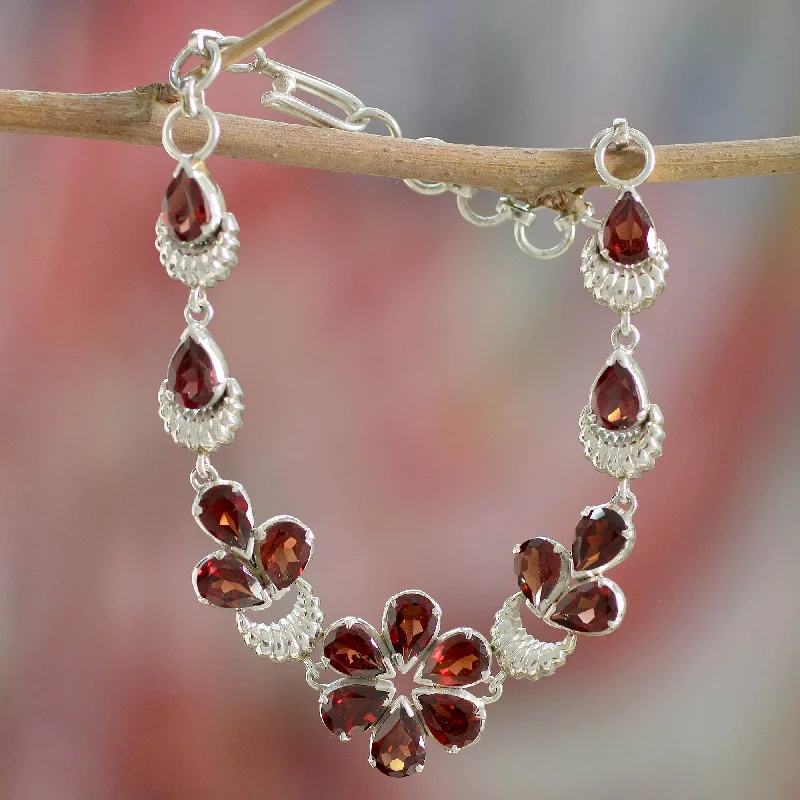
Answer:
[579,350,665,480]
[490,593,577,681]
[237,578,325,663]
[156,212,240,288]
[155,161,240,288]
[158,378,244,452]
[580,191,669,315]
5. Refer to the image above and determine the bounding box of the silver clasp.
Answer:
[259,61,369,133]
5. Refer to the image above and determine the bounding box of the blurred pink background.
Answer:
[1,1,799,798]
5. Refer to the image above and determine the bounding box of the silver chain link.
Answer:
[245,54,598,260]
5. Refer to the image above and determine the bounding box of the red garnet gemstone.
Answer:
[590,362,642,431]
[417,693,483,751]
[258,520,312,590]
[323,622,385,677]
[602,191,656,265]
[167,334,223,410]
[196,484,252,549]
[370,704,426,778]
[385,593,438,663]
[162,168,213,243]
[320,684,391,739]
[550,581,619,634]
[573,507,628,572]
[419,632,489,687]
[195,554,263,609]
[514,538,564,606]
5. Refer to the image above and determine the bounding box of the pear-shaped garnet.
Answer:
[194,554,264,609]
[549,580,619,633]
[258,519,312,590]
[385,592,438,664]
[196,484,252,550]
[320,684,391,739]
[370,704,426,778]
[590,361,643,431]
[602,191,656,265]
[573,507,628,572]
[419,631,490,687]
[417,692,483,751]
[323,622,385,677]
[514,538,564,607]
[167,333,223,410]
[162,168,214,243]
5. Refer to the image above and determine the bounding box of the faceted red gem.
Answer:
[320,683,391,739]
[385,592,438,663]
[195,554,263,609]
[197,484,252,549]
[417,693,483,751]
[258,520,312,590]
[590,362,642,431]
[419,632,489,687]
[167,334,222,410]
[514,539,563,606]
[602,191,656,265]
[549,580,619,633]
[323,622,385,677]
[370,704,426,778]
[162,168,213,243]
[573,507,627,572]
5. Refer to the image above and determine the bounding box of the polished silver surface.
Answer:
[156,209,240,289]
[491,592,578,681]
[158,377,244,452]
[237,578,325,663]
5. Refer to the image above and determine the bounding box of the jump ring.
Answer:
[593,126,655,189]
[162,104,221,163]
[612,485,638,514]
[610,321,640,351]
[456,192,510,227]
[169,38,223,94]
[345,107,402,138]
[184,297,214,327]
[513,214,576,260]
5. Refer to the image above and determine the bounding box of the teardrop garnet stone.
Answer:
[258,519,312,590]
[162,168,214,243]
[590,361,643,431]
[549,580,619,634]
[419,631,490,687]
[602,191,656,265]
[321,684,391,739]
[385,592,438,664]
[195,553,264,609]
[167,333,223,410]
[573,506,628,572]
[514,538,564,607]
[196,484,252,550]
[417,693,483,751]
[323,622,386,678]
[370,704,426,778]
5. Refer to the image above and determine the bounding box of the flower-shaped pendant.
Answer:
[317,591,493,778]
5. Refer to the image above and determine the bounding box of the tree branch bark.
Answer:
[1,87,798,212]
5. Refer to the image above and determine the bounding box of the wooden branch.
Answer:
[1,87,799,214]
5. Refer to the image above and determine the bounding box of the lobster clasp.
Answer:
[259,60,368,133]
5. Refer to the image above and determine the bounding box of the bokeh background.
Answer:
[1,1,799,798]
